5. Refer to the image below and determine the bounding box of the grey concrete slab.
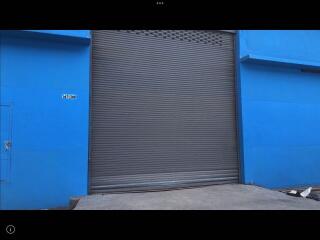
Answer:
[74,184,320,210]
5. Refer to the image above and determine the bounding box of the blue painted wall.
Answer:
[24,30,91,39]
[239,30,320,62]
[2,30,91,44]
[238,30,320,189]
[0,30,91,209]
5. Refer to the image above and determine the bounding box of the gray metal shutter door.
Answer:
[90,30,239,193]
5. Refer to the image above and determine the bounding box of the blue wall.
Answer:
[239,30,320,62]
[0,30,91,209]
[24,30,91,39]
[238,30,320,189]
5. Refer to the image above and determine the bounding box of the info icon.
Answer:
[6,225,15,235]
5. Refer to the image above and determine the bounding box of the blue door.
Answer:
[0,105,12,208]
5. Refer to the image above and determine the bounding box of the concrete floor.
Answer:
[74,184,320,210]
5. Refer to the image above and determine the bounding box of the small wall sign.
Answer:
[62,94,77,100]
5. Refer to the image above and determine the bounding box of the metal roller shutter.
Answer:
[89,30,239,193]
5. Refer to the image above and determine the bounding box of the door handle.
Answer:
[4,140,12,151]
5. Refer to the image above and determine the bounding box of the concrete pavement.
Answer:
[74,184,320,210]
